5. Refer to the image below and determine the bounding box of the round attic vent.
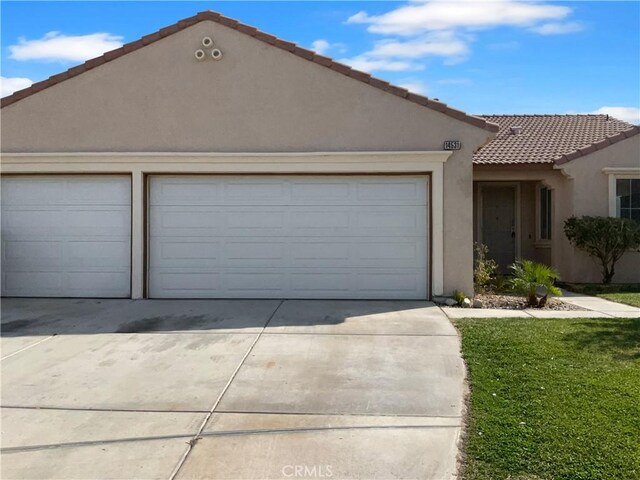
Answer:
[194,49,206,61]
[211,48,223,60]
[202,36,213,48]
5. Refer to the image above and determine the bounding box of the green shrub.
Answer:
[474,242,497,293]
[491,275,510,293]
[564,216,640,284]
[453,290,466,305]
[508,259,562,307]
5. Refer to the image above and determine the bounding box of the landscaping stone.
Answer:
[444,298,458,307]
[467,294,585,311]
[473,299,483,308]
[461,298,472,308]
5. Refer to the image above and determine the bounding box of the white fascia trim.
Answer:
[1,151,452,174]
[602,167,640,175]
[2,150,452,161]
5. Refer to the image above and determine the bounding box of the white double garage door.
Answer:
[2,175,429,299]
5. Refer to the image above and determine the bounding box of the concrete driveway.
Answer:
[1,298,464,480]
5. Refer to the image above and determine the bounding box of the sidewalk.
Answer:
[441,290,640,319]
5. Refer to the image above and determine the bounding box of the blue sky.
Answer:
[2,1,639,122]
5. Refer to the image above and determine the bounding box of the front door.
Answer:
[481,185,516,274]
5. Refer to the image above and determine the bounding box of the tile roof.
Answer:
[474,114,639,165]
[0,11,498,133]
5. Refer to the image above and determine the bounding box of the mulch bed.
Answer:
[468,294,585,310]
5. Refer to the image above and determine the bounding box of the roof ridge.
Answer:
[1,10,498,133]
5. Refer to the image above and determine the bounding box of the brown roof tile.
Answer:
[474,114,639,165]
[0,10,498,132]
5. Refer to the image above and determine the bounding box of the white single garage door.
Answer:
[149,175,428,299]
[1,176,131,297]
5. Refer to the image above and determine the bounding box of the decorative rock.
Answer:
[536,285,548,297]
[461,298,472,308]
[444,298,458,307]
[432,296,448,304]
[473,299,483,309]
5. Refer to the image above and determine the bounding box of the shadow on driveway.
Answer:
[1,298,442,337]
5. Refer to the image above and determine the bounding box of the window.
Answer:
[616,178,640,222]
[539,186,552,240]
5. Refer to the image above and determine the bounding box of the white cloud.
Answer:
[398,80,428,94]
[347,0,572,36]
[1,76,33,97]
[368,32,469,59]
[345,1,582,67]
[590,107,640,125]
[341,31,469,73]
[311,39,347,55]
[9,32,124,63]
[340,55,424,73]
[530,21,584,35]
[312,39,331,54]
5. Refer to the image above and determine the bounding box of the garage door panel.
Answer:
[65,272,130,295]
[155,272,222,294]
[3,240,64,265]
[1,176,131,298]
[149,175,428,299]
[155,209,223,231]
[357,271,423,294]
[156,240,222,265]
[2,271,63,295]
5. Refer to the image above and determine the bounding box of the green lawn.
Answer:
[455,317,640,480]
[598,292,640,308]
[563,283,640,308]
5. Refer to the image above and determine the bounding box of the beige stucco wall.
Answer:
[560,135,640,283]
[1,20,494,296]
[474,135,640,285]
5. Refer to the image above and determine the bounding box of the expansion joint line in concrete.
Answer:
[0,335,56,361]
[167,299,286,480]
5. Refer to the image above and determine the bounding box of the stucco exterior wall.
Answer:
[560,135,640,283]
[1,20,494,296]
[474,135,640,285]
[473,166,570,280]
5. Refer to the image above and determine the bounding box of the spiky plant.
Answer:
[508,260,562,307]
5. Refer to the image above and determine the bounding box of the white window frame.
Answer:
[603,167,640,218]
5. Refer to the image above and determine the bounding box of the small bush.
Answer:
[508,259,562,307]
[474,242,498,293]
[453,290,466,305]
[564,216,640,284]
[491,275,510,294]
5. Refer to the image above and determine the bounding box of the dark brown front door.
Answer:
[481,185,516,274]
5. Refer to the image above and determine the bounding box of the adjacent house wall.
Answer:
[1,20,494,295]
[560,135,640,283]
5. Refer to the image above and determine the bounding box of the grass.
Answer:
[455,317,640,480]
[563,283,640,308]
[598,292,640,308]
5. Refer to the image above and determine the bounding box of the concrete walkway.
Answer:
[442,290,639,319]
[1,299,464,480]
